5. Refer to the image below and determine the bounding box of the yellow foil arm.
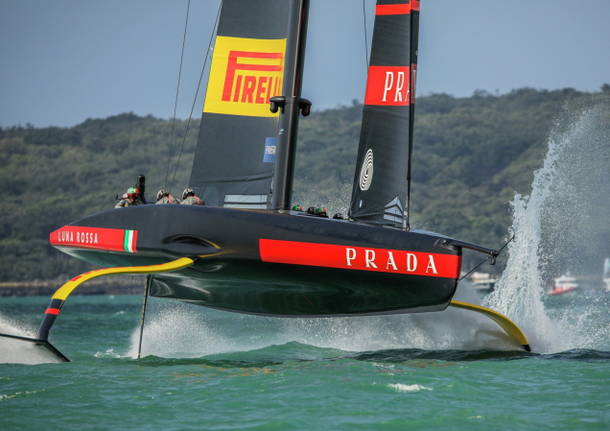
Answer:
[449,300,531,351]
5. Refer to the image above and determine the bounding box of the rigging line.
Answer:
[459,234,515,282]
[137,275,152,360]
[164,0,192,190]
[362,0,369,69]
[169,0,222,191]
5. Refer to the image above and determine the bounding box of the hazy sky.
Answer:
[1,0,609,127]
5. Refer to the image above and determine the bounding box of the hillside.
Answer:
[0,87,607,281]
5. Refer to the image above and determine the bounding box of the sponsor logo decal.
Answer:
[383,196,405,224]
[204,36,286,117]
[359,148,374,191]
[259,239,460,279]
[365,66,411,106]
[50,226,138,253]
[263,137,278,163]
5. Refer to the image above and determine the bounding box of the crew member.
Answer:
[180,187,204,205]
[155,189,178,204]
[307,206,328,218]
[115,187,141,208]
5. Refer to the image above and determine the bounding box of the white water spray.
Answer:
[485,103,610,353]
[130,287,515,358]
[0,315,59,364]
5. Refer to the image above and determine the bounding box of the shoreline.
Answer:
[0,277,146,297]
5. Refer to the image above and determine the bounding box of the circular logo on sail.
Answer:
[359,149,374,191]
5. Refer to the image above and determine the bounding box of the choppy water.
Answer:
[2,106,610,429]
[1,293,609,430]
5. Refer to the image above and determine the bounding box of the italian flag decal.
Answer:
[123,230,137,253]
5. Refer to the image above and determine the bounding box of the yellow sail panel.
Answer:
[204,36,287,118]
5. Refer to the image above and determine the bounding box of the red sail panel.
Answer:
[364,66,411,106]
[375,3,410,15]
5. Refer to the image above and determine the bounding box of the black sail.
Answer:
[349,0,420,228]
[189,0,301,209]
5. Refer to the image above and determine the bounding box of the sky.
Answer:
[1,0,609,127]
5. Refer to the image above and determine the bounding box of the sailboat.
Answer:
[0,0,529,361]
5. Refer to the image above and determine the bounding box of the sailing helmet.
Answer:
[156,189,168,201]
[182,187,194,200]
[126,187,138,199]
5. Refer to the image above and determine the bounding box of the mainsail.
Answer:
[189,0,303,209]
[349,0,420,229]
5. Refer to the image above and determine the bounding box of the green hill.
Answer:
[0,87,607,281]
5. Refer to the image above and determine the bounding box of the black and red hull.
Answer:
[50,205,466,317]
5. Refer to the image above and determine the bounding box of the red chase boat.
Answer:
[548,274,579,296]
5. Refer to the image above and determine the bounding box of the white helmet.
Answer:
[156,189,168,201]
[182,187,194,200]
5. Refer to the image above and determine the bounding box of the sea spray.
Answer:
[128,301,233,358]
[485,103,610,353]
[0,313,35,339]
[131,287,517,358]
[0,314,59,364]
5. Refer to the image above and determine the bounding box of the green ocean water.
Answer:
[1,290,608,431]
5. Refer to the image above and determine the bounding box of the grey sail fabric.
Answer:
[349,0,420,229]
[189,0,300,208]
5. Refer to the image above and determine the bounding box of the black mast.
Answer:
[270,0,310,211]
[406,2,420,230]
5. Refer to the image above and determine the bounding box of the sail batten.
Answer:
[349,0,420,229]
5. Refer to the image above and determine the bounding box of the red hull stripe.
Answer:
[49,226,138,253]
[259,239,461,279]
[45,308,61,315]
[376,4,411,15]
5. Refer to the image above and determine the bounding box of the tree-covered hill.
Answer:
[0,87,607,281]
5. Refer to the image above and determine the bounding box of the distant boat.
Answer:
[548,274,579,296]
[604,257,610,292]
[469,272,497,293]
